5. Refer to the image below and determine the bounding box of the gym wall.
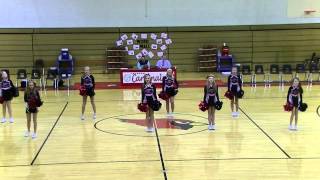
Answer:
[1,24,320,73]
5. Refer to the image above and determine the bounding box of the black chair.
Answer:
[31,69,43,89]
[253,65,266,85]
[34,59,45,80]
[281,64,293,84]
[296,64,306,73]
[255,65,264,74]
[270,64,279,74]
[282,64,292,74]
[58,69,72,96]
[16,69,27,87]
[309,63,318,73]
[307,63,319,84]
[294,64,306,80]
[240,65,253,85]
[242,65,251,75]
[265,64,280,85]
[44,68,58,90]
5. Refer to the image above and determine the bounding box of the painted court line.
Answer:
[154,119,168,180]
[30,102,69,165]
[239,107,291,159]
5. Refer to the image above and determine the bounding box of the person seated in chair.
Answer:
[156,56,172,69]
[137,56,150,70]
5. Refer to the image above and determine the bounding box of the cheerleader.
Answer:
[162,68,179,117]
[24,80,42,139]
[203,74,220,130]
[141,74,158,132]
[227,66,243,118]
[0,71,14,123]
[287,77,303,130]
[80,66,96,120]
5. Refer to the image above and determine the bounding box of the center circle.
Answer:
[94,113,208,137]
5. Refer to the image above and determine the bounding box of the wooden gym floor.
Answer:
[1,75,320,179]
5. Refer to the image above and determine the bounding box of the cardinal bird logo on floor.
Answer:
[119,118,196,130]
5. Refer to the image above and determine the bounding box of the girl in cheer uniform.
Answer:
[141,74,159,132]
[203,74,220,130]
[227,67,243,118]
[287,78,303,131]
[0,71,15,123]
[162,68,179,117]
[24,80,42,139]
[81,66,96,120]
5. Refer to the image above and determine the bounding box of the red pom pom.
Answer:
[137,103,148,112]
[158,91,170,100]
[283,102,293,112]
[224,91,234,100]
[198,101,209,112]
[28,97,38,109]
[0,96,4,104]
[79,86,87,96]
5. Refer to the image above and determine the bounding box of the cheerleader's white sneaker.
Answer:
[1,118,6,123]
[81,115,85,120]
[288,125,293,130]
[208,124,215,130]
[212,124,216,130]
[24,131,30,137]
[293,125,298,131]
[145,127,154,133]
[93,113,96,120]
[32,133,37,139]
[9,118,14,123]
[232,112,237,118]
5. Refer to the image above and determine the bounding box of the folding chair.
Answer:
[266,64,280,87]
[295,64,306,79]
[44,68,58,91]
[252,65,266,86]
[241,65,253,85]
[58,69,72,96]
[281,64,293,84]
[16,69,27,88]
[31,69,43,89]
[34,59,45,84]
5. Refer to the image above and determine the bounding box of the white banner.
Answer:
[122,71,168,84]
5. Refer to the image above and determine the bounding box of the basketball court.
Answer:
[1,78,320,179]
[2,0,320,179]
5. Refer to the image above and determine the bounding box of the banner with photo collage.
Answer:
[115,32,173,60]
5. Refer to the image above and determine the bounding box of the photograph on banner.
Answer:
[131,33,138,40]
[133,44,140,50]
[151,44,158,50]
[156,39,163,44]
[116,40,123,46]
[141,33,148,39]
[150,33,157,40]
[161,32,168,39]
[127,39,134,45]
[121,34,128,41]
